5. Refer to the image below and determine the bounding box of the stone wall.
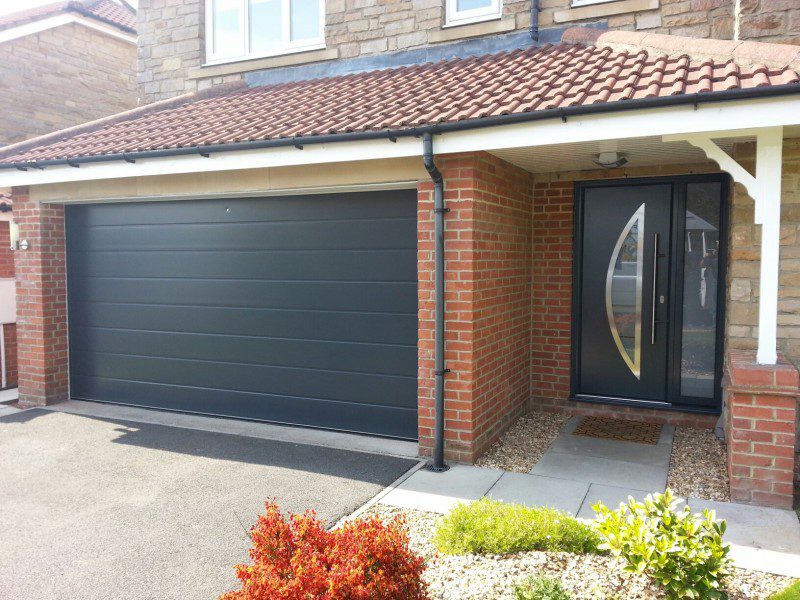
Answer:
[137,0,800,104]
[0,23,136,146]
[726,139,800,363]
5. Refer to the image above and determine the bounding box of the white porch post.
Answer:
[665,126,784,364]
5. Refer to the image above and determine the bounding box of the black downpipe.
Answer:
[423,133,449,473]
[530,0,539,41]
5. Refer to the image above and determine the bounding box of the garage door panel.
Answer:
[70,328,417,377]
[71,377,418,439]
[66,191,418,439]
[71,219,416,252]
[69,304,418,346]
[68,249,417,281]
[68,278,417,313]
[71,351,417,408]
[69,191,416,227]
[70,303,417,346]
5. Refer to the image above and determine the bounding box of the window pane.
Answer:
[250,0,282,54]
[680,182,722,399]
[291,0,320,41]
[213,0,243,58]
[456,0,493,11]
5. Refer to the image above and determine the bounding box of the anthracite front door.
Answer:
[575,177,727,411]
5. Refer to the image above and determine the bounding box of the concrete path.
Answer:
[380,415,800,577]
[0,387,17,404]
[0,408,417,600]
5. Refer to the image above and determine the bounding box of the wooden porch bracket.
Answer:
[664,127,784,364]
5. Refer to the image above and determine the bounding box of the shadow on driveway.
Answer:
[0,409,417,600]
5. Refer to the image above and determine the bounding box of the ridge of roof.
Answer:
[561,27,800,72]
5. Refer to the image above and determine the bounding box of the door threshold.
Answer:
[572,393,721,415]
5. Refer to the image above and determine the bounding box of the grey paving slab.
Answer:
[0,388,17,404]
[576,483,653,519]
[380,464,503,513]
[687,498,800,577]
[548,432,672,466]
[0,409,416,600]
[486,472,589,515]
[531,452,668,491]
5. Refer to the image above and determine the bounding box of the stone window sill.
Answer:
[429,17,516,43]
[188,47,339,80]
[554,0,659,23]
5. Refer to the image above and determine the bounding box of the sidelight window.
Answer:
[206,0,325,64]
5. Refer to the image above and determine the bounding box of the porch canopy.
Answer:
[1,28,799,364]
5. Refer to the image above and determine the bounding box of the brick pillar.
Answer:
[12,187,69,407]
[724,349,798,509]
[418,152,533,463]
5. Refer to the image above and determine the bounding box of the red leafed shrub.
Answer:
[220,501,429,600]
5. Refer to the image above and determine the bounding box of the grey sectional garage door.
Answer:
[65,190,418,439]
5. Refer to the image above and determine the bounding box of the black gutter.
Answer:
[2,83,799,170]
[530,0,539,41]
[422,133,449,473]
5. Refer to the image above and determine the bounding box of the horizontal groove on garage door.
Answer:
[66,190,418,439]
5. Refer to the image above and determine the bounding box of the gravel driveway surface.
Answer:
[0,409,416,600]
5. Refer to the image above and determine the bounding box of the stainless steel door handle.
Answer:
[651,233,658,345]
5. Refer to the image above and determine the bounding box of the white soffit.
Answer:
[0,95,798,189]
[0,14,136,45]
[489,135,746,174]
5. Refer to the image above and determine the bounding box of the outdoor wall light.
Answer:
[593,152,629,169]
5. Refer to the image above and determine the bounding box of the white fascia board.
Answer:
[1,95,798,189]
[0,14,135,45]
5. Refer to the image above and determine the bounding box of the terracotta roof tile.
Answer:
[1,39,798,165]
[0,0,135,34]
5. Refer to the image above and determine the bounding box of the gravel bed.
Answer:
[667,426,731,502]
[369,504,793,600]
[476,411,569,473]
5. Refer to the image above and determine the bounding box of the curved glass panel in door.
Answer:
[605,204,645,379]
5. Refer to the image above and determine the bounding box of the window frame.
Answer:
[444,0,502,27]
[569,0,618,7]
[205,0,326,65]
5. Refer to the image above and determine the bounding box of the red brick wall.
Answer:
[725,350,798,508]
[2,323,17,388]
[0,221,13,278]
[529,175,718,430]
[0,221,17,388]
[12,187,69,406]
[418,152,533,462]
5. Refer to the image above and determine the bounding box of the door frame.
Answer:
[569,174,730,414]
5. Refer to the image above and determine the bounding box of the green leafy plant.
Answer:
[593,489,732,600]
[770,581,800,600]
[433,497,601,555]
[512,574,571,600]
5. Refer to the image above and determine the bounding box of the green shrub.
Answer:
[433,497,601,555]
[593,489,732,600]
[770,581,800,600]
[512,574,571,600]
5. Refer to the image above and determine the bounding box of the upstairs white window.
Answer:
[445,0,502,27]
[206,0,325,64]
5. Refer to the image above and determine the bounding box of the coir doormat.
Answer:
[572,416,662,445]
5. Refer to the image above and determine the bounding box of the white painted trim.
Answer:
[0,323,5,389]
[667,127,785,365]
[444,0,503,28]
[42,180,420,205]
[2,95,799,190]
[571,0,621,7]
[0,14,136,45]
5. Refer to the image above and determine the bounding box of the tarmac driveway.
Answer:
[0,409,416,600]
